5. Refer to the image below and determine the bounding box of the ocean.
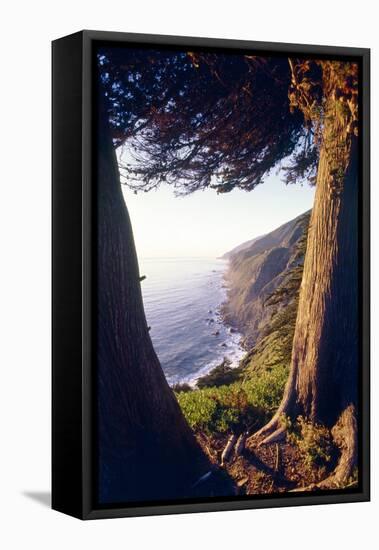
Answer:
[139,257,245,386]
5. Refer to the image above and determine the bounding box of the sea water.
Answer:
[139,257,244,385]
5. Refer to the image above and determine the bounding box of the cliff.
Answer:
[222,211,311,353]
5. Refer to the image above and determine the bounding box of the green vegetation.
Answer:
[239,273,301,377]
[239,222,308,377]
[176,212,309,439]
[239,300,297,376]
[171,382,192,393]
[176,365,288,435]
[282,415,334,469]
[196,358,243,389]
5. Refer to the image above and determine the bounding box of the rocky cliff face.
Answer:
[222,211,311,350]
[220,234,265,260]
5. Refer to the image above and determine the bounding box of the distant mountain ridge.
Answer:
[221,210,311,349]
[221,234,266,260]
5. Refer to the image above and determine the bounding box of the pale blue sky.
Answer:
[120,163,315,258]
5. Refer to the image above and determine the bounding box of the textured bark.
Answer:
[253,66,359,483]
[320,404,358,487]
[97,102,219,503]
[259,138,358,429]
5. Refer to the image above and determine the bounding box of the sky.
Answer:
[120,159,315,258]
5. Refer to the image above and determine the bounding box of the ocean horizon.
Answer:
[139,256,245,385]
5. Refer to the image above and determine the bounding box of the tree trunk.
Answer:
[97,100,223,503]
[254,85,359,485]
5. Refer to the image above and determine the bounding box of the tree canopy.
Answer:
[98,48,319,194]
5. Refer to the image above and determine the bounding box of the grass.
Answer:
[176,364,288,435]
[175,202,309,442]
[176,220,307,436]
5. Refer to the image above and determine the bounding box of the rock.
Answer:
[221,343,227,347]
[212,330,220,336]
[220,210,310,347]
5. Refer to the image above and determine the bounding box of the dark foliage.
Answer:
[196,358,242,389]
[171,382,193,393]
[98,48,316,194]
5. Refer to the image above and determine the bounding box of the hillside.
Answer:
[221,210,311,349]
[221,234,265,260]
[175,209,356,495]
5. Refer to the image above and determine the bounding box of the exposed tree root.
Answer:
[247,357,299,446]
[247,413,281,445]
[245,61,360,494]
[196,412,358,496]
[314,405,358,489]
[286,405,358,492]
[258,426,286,446]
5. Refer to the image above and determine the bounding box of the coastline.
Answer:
[185,259,248,388]
[181,259,246,387]
[220,262,250,351]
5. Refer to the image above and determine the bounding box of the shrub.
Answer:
[175,390,218,432]
[196,358,242,388]
[171,382,193,393]
[242,365,289,412]
[176,364,288,435]
[283,415,334,468]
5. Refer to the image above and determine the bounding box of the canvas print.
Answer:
[95,45,360,506]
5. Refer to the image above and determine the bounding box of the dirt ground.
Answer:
[195,431,343,495]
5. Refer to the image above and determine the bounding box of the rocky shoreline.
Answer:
[174,211,310,392]
[194,211,311,388]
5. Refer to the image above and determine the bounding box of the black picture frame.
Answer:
[52,30,370,520]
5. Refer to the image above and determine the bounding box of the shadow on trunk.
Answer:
[251,62,359,488]
[96,96,235,502]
